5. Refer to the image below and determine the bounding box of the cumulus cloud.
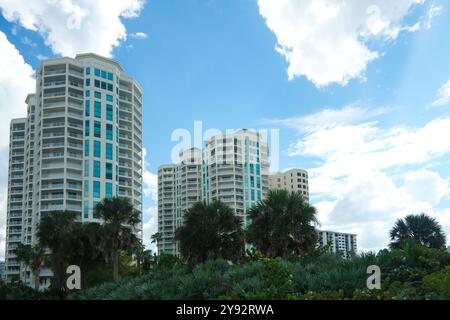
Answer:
[257,0,426,86]
[143,207,158,251]
[0,0,145,57]
[130,32,148,39]
[432,78,450,107]
[0,32,35,261]
[275,105,450,251]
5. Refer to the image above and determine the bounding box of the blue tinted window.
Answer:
[84,160,89,177]
[106,94,113,102]
[93,160,101,178]
[94,141,101,158]
[107,72,113,81]
[101,70,107,79]
[105,183,113,198]
[93,181,100,198]
[85,120,90,136]
[106,124,113,141]
[94,79,100,88]
[86,78,90,87]
[106,104,113,121]
[84,180,89,195]
[94,121,101,138]
[106,143,113,160]
[107,83,113,92]
[84,201,89,219]
[106,163,113,180]
[94,101,101,118]
[86,90,90,97]
[84,140,89,156]
[94,91,101,99]
[86,67,91,75]
[85,100,90,116]
[94,68,101,77]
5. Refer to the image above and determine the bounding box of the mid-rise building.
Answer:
[157,130,269,255]
[4,53,143,287]
[318,230,357,258]
[269,168,309,202]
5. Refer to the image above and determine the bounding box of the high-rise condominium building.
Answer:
[268,169,309,202]
[157,129,269,255]
[4,53,143,287]
[318,230,357,258]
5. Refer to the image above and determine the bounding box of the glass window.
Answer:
[106,104,113,121]
[94,91,101,99]
[107,83,113,92]
[84,180,89,195]
[105,183,113,198]
[85,120,90,136]
[93,160,101,178]
[85,100,90,116]
[94,79,100,88]
[84,140,89,156]
[86,67,91,75]
[86,78,90,87]
[106,94,113,102]
[101,70,107,79]
[94,141,101,158]
[101,81,106,90]
[106,143,113,160]
[94,121,101,138]
[84,160,89,177]
[93,181,100,198]
[94,68,101,77]
[94,101,101,118]
[106,163,113,180]
[84,201,89,219]
[107,72,113,81]
[106,124,113,141]
[85,90,90,97]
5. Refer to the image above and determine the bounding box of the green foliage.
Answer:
[423,266,450,299]
[0,281,56,300]
[175,201,244,266]
[390,213,446,250]
[246,190,319,259]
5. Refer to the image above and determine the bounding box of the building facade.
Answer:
[318,230,357,258]
[269,168,309,202]
[4,53,143,287]
[157,130,270,255]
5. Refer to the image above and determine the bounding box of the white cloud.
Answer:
[142,148,158,201]
[143,206,158,251]
[0,0,145,57]
[432,78,450,107]
[0,31,34,262]
[257,0,426,86]
[426,4,443,29]
[130,32,148,39]
[275,105,450,251]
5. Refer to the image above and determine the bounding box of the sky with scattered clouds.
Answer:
[1,0,450,260]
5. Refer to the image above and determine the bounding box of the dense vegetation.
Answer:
[1,191,449,300]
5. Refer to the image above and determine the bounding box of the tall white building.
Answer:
[269,168,309,202]
[4,53,143,286]
[157,130,269,255]
[318,230,357,258]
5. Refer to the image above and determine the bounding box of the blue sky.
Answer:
[1,0,450,256]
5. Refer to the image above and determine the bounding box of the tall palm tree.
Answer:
[175,201,244,266]
[390,213,446,250]
[246,190,319,259]
[14,243,45,291]
[94,197,141,281]
[37,210,79,298]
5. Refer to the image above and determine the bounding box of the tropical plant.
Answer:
[37,210,80,298]
[246,190,319,259]
[14,243,46,291]
[390,213,446,250]
[175,201,244,266]
[94,197,141,281]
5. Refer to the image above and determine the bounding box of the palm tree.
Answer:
[94,197,141,281]
[37,210,79,298]
[246,190,319,259]
[67,222,105,289]
[175,201,244,266]
[14,244,45,291]
[390,213,446,250]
